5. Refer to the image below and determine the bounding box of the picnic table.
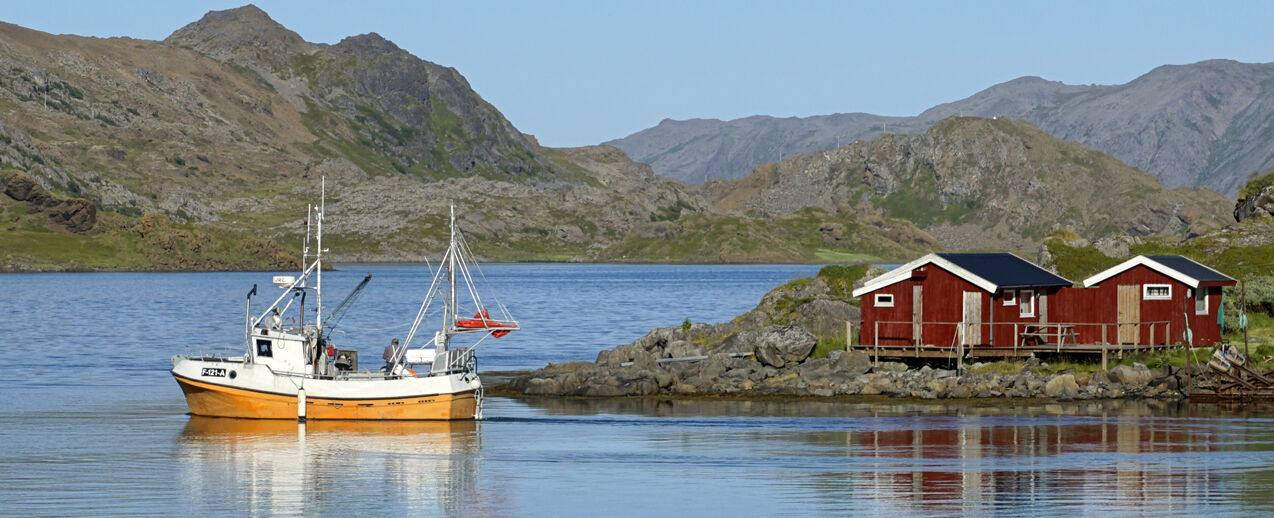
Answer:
[1019,323,1078,350]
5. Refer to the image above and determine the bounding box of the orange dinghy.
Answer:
[454,309,519,337]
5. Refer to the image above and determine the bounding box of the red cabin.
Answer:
[1078,255,1236,346]
[853,253,1073,348]
[855,253,1237,350]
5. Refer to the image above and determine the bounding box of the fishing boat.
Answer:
[171,184,518,420]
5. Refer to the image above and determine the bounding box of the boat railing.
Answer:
[177,344,246,361]
[433,348,477,376]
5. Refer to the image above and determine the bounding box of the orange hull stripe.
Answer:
[174,375,476,420]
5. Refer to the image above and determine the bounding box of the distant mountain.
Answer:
[695,117,1232,251]
[610,60,1274,197]
[0,5,932,268]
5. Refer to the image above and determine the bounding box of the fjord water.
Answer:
[3,264,1274,516]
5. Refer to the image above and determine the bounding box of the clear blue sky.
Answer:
[6,1,1274,147]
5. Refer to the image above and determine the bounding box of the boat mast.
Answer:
[316,178,324,327]
[447,204,457,342]
[302,205,312,276]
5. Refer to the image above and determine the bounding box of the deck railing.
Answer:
[865,319,1174,355]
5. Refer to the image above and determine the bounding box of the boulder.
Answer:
[1093,236,1131,259]
[797,358,835,379]
[754,325,818,368]
[792,298,859,337]
[1108,363,1153,386]
[834,350,873,375]
[699,353,733,379]
[663,340,704,359]
[1149,374,1180,391]
[1044,374,1079,399]
[874,361,908,373]
[755,342,786,368]
[865,374,897,395]
[717,329,760,355]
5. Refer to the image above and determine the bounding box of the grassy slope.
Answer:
[0,172,297,272]
[597,208,933,263]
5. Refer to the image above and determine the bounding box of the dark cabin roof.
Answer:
[936,253,1073,290]
[1081,255,1237,288]
[1146,256,1236,283]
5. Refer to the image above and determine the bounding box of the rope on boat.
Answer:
[331,322,413,332]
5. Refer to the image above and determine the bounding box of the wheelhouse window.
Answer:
[1144,284,1172,300]
[256,339,273,358]
[1002,289,1017,306]
[1018,289,1036,317]
[875,294,895,307]
[1194,288,1209,315]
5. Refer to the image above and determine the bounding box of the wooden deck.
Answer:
[849,319,1188,368]
[854,342,1178,359]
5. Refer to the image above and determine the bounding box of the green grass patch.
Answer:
[874,166,982,227]
[814,249,881,263]
[810,335,847,359]
[817,264,871,301]
[1239,169,1274,202]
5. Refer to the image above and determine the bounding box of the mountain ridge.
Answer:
[693,117,1232,252]
[0,6,934,269]
[609,59,1274,197]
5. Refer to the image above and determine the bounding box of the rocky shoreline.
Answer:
[501,325,1191,401]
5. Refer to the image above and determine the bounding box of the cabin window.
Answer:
[1019,289,1036,317]
[256,339,273,358]
[1195,288,1209,315]
[1002,290,1017,306]
[875,294,895,307]
[1144,284,1171,300]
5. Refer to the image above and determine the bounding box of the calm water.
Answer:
[3,264,1274,516]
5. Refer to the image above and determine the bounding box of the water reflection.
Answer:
[509,397,1274,515]
[177,418,482,516]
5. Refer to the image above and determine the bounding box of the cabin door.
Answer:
[912,285,923,346]
[1117,285,1140,345]
[962,291,981,346]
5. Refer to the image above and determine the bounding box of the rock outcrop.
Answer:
[0,170,95,232]
[1107,363,1155,386]
[1235,185,1274,221]
[503,337,1187,401]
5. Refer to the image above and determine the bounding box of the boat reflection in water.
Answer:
[177,418,483,516]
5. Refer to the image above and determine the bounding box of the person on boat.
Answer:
[383,338,401,372]
[266,307,282,330]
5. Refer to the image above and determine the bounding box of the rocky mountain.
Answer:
[0,5,932,269]
[695,117,1232,251]
[609,60,1274,197]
